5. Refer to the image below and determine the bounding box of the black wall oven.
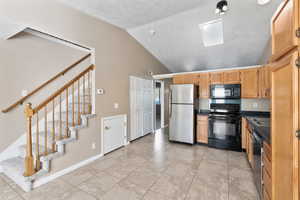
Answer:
[208,84,242,151]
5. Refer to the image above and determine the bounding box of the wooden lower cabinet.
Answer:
[263,142,272,200]
[271,50,299,200]
[197,115,208,144]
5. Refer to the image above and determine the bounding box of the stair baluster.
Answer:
[52,100,56,152]
[59,94,62,140]
[36,112,41,171]
[83,75,86,114]
[66,88,69,138]
[77,79,81,125]
[44,106,48,156]
[72,84,75,127]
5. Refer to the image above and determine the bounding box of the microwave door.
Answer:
[213,88,226,98]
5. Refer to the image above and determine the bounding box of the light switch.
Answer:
[114,103,119,109]
[97,88,104,95]
[92,142,96,150]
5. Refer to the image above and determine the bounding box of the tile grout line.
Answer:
[0,175,26,200]
[183,153,206,200]
[227,151,230,200]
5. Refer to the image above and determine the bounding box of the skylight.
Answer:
[199,19,224,47]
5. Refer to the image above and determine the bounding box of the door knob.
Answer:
[104,126,110,130]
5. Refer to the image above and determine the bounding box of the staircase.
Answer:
[0,59,95,192]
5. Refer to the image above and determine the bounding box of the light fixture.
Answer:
[215,0,229,15]
[257,0,271,5]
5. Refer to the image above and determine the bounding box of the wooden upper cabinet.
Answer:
[271,0,299,61]
[259,66,272,98]
[223,70,241,84]
[241,68,259,98]
[271,51,299,200]
[209,72,223,85]
[173,75,185,84]
[199,73,210,98]
[173,74,199,85]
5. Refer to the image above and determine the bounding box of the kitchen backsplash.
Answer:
[199,98,209,110]
[199,98,270,112]
[241,99,270,112]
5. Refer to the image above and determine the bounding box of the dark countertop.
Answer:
[241,111,270,118]
[246,116,271,144]
[197,109,210,115]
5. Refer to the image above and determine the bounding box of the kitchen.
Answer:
[0,0,298,199]
[153,0,300,199]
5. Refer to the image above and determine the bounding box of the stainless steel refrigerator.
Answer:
[169,84,198,144]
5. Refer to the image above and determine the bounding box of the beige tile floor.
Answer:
[0,129,259,200]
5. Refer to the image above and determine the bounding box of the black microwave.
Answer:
[210,84,241,99]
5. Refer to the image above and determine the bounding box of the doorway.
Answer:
[155,80,164,130]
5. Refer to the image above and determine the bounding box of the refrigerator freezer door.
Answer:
[171,84,194,104]
[169,104,194,144]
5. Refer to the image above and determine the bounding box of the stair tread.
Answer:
[0,157,25,175]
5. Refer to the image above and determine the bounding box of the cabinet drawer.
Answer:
[263,153,272,176]
[263,168,272,199]
[197,115,208,121]
[263,142,272,161]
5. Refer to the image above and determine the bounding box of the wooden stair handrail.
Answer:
[33,64,95,113]
[1,53,91,113]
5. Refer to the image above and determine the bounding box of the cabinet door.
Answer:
[271,0,299,61]
[241,68,259,98]
[173,74,199,85]
[210,72,223,85]
[272,51,299,200]
[223,70,241,84]
[173,75,185,84]
[259,66,272,98]
[199,73,210,98]
[242,118,247,150]
[197,116,208,144]
[248,133,253,168]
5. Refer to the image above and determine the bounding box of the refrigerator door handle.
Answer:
[169,89,173,118]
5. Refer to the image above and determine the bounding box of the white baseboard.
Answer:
[33,154,103,188]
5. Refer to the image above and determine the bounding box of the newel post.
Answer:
[24,103,35,177]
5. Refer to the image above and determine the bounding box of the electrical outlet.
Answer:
[114,103,119,109]
[92,142,96,150]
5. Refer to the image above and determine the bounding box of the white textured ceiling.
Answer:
[60,0,282,73]
[59,0,205,29]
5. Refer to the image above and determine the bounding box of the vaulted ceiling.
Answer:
[60,0,282,73]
